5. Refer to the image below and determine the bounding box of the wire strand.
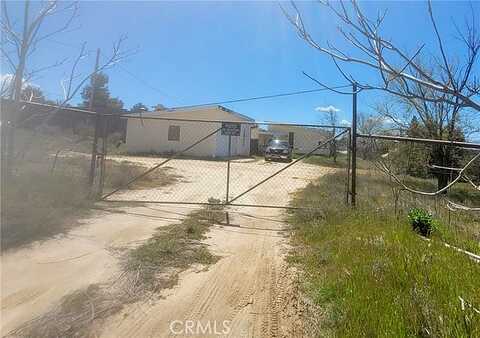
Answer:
[169,84,352,109]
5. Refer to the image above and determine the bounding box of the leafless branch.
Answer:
[302,71,359,95]
[282,0,480,111]
[30,2,79,50]
[464,175,480,191]
[427,1,456,91]
[0,1,131,130]
[376,151,480,196]
[26,37,131,128]
[24,57,69,82]
[446,200,480,212]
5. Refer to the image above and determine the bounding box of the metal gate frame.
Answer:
[99,117,352,210]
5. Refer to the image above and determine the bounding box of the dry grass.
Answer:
[289,170,480,337]
[124,200,224,293]
[356,171,480,253]
[2,129,180,251]
[2,167,93,251]
[103,160,182,191]
[300,152,371,170]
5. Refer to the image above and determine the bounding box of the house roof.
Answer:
[129,105,255,122]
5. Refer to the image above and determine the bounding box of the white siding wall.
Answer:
[215,123,251,157]
[126,106,253,158]
[126,119,219,157]
[241,123,252,155]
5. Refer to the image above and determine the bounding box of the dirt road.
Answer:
[100,206,301,338]
[1,205,191,335]
[2,155,332,337]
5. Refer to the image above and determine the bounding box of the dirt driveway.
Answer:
[104,155,328,206]
[2,155,332,337]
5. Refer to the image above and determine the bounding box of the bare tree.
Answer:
[357,113,384,160]
[375,60,475,190]
[1,1,78,99]
[316,105,340,161]
[281,0,480,112]
[381,63,467,137]
[282,0,480,210]
[1,0,131,178]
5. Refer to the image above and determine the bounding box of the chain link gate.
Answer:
[100,116,351,210]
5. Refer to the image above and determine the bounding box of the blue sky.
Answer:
[2,1,479,131]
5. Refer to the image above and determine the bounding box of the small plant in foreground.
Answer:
[408,208,437,237]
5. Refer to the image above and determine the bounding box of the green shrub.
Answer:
[408,208,437,237]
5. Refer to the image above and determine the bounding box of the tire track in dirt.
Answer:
[181,271,223,325]
[260,257,279,338]
[98,206,295,338]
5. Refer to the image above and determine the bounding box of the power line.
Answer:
[112,66,351,110]
[115,64,181,103]
[43,39,352,109]
[169,84,352,110]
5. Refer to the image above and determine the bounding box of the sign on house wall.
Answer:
[221,122,241,136]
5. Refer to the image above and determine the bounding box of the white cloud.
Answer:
[1,73,14,86]
[381,116,405,126]
[0,73,13,81]
[1,73,37,96]
[340,119,351,126]
[315,105,341,113]
[0,74,14,96]
[381,116,396,124]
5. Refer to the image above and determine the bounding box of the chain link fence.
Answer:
[101,116,350,208]
[1,101,97,249]
[355,135,480,250]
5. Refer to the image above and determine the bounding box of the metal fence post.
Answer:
[98,114,108,198]
[345,128,351,205]
[226,134,232,203]
[351,83,358,207]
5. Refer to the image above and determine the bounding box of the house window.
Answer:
[168,125,180,141]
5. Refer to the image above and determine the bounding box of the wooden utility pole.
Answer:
[88,49,101,187]
[351,83,358,207]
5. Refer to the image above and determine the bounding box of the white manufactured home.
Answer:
[125,105,254,158]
